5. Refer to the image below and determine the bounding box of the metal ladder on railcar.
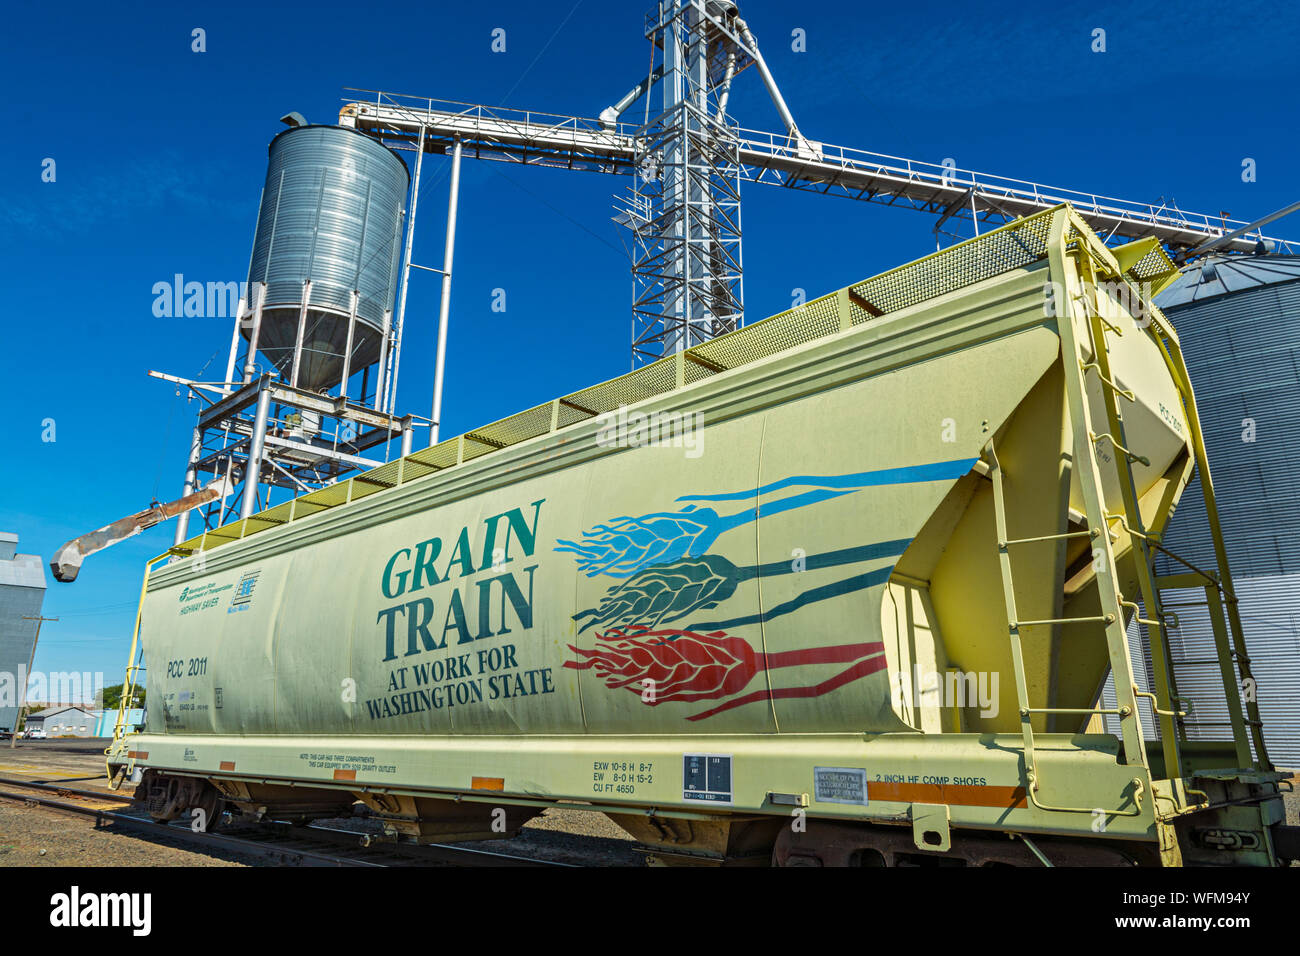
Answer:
[985,234,1270,832]
[105,555,163,786]
[1073,246,1270,776]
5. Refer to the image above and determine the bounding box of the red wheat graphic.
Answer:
[564,625,887,720]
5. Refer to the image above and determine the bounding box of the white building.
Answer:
[24,705,97,737]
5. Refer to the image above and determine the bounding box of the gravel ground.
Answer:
[0,740,263,866]
[0,802,259,867]
[0,738,120,793]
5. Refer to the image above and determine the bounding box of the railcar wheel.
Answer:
[190,784,226,833]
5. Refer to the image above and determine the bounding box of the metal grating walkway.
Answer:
[173,204,1177,558]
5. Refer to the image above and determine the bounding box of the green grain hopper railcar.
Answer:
[107,205,1294,866]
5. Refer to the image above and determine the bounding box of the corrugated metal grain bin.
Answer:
[0,532,47,735]
[245,125,409,391]
[1154,254,1300,767]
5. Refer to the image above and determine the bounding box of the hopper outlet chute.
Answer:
[877,213,1197,742]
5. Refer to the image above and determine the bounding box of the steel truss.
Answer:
[621,1,746,364]
[158,369,414,541]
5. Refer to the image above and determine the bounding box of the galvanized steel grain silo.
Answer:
[243,125,409,393]
[1154,253,1300,767]
[0,532,47,737]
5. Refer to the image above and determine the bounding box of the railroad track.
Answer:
[0,776,573,868]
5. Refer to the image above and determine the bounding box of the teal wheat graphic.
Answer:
[555,459,974,579]
[573,553,737,630]
[573,540,911,633]
[555,506,753,578]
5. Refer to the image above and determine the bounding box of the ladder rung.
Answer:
[1134,689,1186,718]
[1014,614,1114,627]
[1117,599,1170,629]
[1151,544,1221,590]
[1107,514,1159,543]
[1021,706,1130,717]
[1002,529,1094,547]
[1080,361,1135,401]
[1091,433,1149,467]
[1155,573,1215,590]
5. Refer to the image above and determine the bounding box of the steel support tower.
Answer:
[619,1,746,364]
[161,307,415,544]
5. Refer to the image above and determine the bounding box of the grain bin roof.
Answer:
[1157,253,1300,310]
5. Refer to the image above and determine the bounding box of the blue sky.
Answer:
[2,0,1296,686]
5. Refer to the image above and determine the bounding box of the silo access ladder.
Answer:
[984,243,1271,831]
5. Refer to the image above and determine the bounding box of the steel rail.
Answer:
[0,782,384,866]
[0,776,136,804]
[0,777,573,868]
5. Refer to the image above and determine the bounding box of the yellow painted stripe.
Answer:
[0,766,88,779]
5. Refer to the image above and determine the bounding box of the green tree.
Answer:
[101,684,145,709]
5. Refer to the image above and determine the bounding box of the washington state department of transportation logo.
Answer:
[228,569,261,614]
